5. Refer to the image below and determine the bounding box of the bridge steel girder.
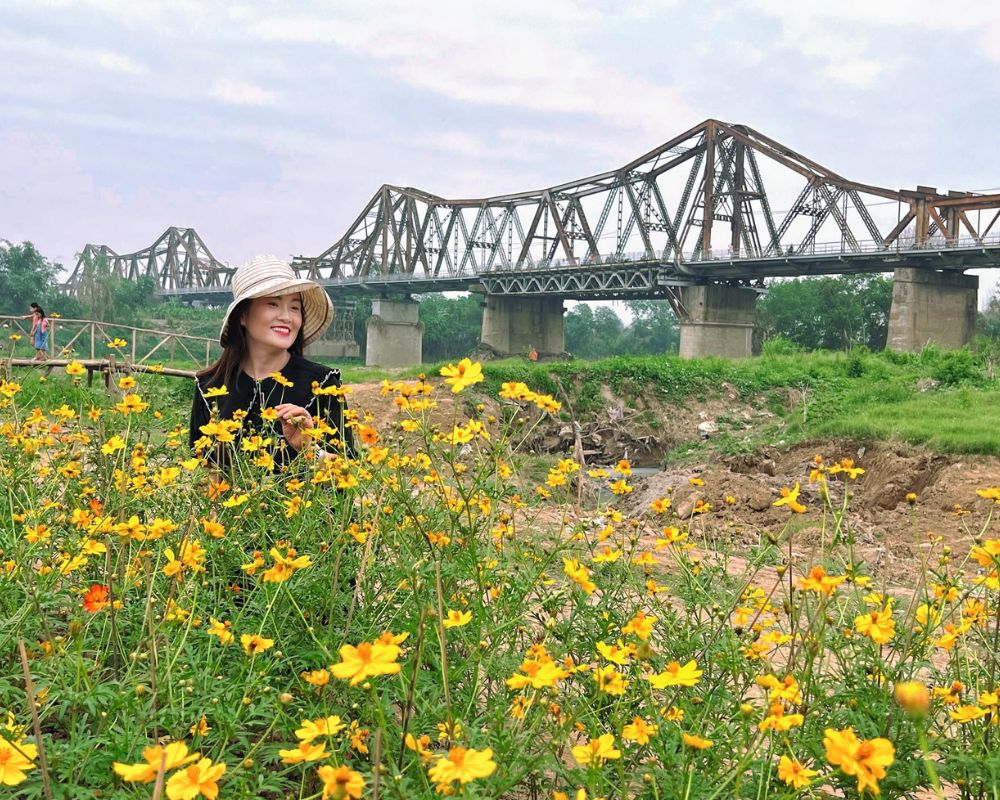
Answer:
[67,227,232,295]
[292,118,1000,291]
[76,120,1000,310]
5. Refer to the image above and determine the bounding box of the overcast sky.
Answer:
[2,0,999,302]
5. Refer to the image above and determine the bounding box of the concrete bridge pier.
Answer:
[481,296,565,357]
[887,267,978,352]
[677,284,757,359]
[365,298,423,367]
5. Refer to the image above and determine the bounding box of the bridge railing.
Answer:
[0,316,220,369]
[293,230,1000,284]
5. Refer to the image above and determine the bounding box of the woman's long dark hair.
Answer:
[33,305,46,319]
[198,298,305,388]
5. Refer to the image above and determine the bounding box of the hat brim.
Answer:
[219,278,333,347]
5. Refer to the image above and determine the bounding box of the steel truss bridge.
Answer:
[69,119,1000,310]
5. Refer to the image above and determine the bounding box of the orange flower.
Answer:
[82,584,110,613]
[797,566,846,596]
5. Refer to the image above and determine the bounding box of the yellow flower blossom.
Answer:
[824,727,894,796]
[440,358,484,393]
[647,660,702,689]
[330,639,403,685]
[571,734,620,767]
[428,746,496,786]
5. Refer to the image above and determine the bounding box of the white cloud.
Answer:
[210,78,280,107]
[0,29,147,76]
[93,51,145,75]
[245,3,696,138]
[821,58,887,90]
[748,0,1000,67]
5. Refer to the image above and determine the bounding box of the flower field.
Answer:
[1,354,1000,799]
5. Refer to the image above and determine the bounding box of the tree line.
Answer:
[4,239,998,360]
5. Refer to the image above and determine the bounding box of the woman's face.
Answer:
[241,294,302,352]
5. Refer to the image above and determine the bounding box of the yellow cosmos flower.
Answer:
[301,668,330,688]
[647,660,702,689]
[101,435,126,455]
[165,757,226,800]
[893,681,930,716]
[650,497,672,513]
[207,618,234,646]
[279,740,328,764]
[499,381,536,401]
[112,741,199,784]
[622,611,657,641]
[773,482,806,513]
[262,547,313,583]
[854,606,895,645]
[330,639,403,685]
[443,609,473,629]
[65,360,86,377]
[440,358,484,393]
[269,372,294,387]
[950,705,987,723]
[971,538,1000,567]
[562,558,596,595]
[777,756,817,789]
[758,702,805,733]
[797,566,846,596]
[592,665,628,695]
[316,764,365,799]
[0,737,37,786]
[506,656,569,690]
[622,716,658,745]
[682,733,713,750]
[295,716,346,744]
[115,393,149,415]
[203,385,228,398]
[823,727,894,796]
[428,746,496,786]
[240,634,275,656]
[572,734,621,767]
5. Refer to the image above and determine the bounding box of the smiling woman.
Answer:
[188,255,355,467]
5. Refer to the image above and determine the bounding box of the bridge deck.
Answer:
[160,239,1000,303]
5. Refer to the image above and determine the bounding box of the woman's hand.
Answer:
[274,403,314,451]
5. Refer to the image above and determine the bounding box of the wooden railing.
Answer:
[0,316,219,369]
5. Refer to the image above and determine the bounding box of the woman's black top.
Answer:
[189,353,355,466]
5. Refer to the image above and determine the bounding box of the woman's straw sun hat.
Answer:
[220,255,333,347]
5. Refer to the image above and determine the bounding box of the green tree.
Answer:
[978,288,1000,340]
[621,300,679,354]
[418,294,483,361]
[757,274,892,351]
[0,241,62,315]
[565,304,626,358]
[75,253,157,324]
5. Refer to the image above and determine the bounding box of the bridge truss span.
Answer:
[67,227,233,294]
[296,119,1000,290]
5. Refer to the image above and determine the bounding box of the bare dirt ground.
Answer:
[348,378,1000,588]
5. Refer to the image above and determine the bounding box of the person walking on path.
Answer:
[28,303,48,361]
[188,255,355,468]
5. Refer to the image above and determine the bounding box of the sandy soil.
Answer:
[347,378,1000,587]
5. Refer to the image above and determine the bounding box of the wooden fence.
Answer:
[0,316,219,370]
